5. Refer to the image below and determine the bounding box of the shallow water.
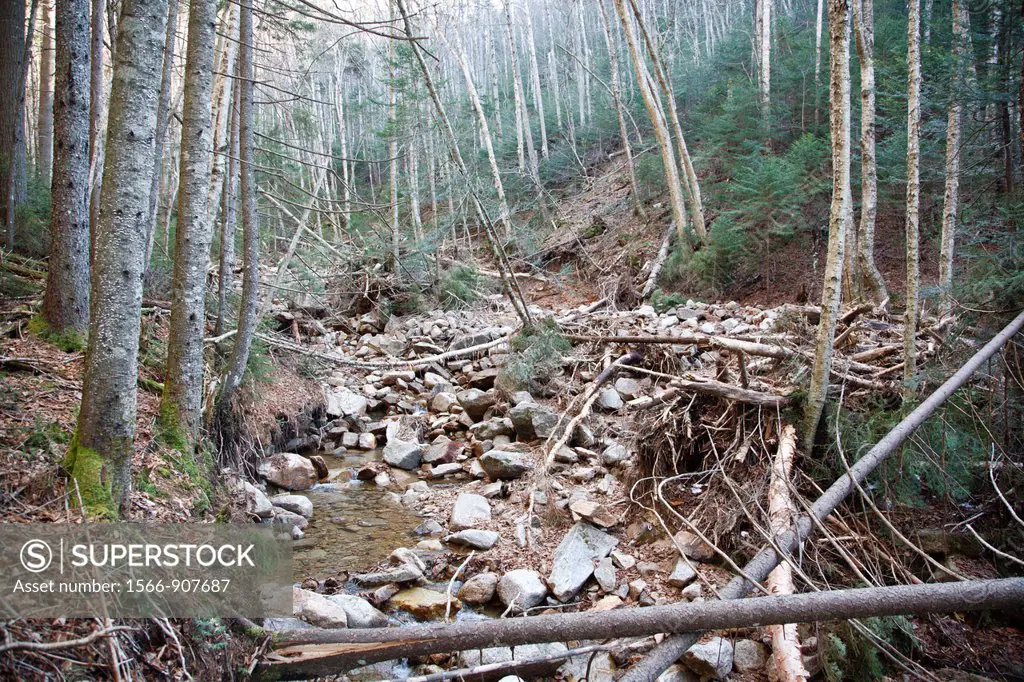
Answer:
[291,450,424,579]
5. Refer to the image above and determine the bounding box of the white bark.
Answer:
[904,0,922,395]
[939,0,967,316]
[522,1,548,158]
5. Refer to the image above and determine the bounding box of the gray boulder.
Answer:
[458,572,498,605]
[258,453,317,491]
[445,529,500,550]
[479,450,532,480]
[596,388,623,411]
[293,587,347,628]
[383,439,423,470]
[325,594,389,628]
[457,388,497,421]
[450,492,491,531]
[667,558,697,587]
[326,387,368,417]
[509,402,560,441]
[238,481,273,518]
[549,523,619,601]
[733,639,769,672]
[497,569,548,613]
[270,494,313,518]
[682,637,734,680]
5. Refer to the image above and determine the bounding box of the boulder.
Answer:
[508,402,559,441]
[668,558,697,587]
[383,439,423,470]
[271,508,309,530]
[423,437,464,465]
[352,563,423,587]
[429,462,462,478]
[469,418,514,440]
[613,377,642,400]
[450,328,503,351]
[596,388,623,411]
[549,523,619,601]
[325,594,388,628]
[357,433,376,450]
[445,529,500,550]
[496,569,548,613]
[326,387,368,417]
[238,481,273,518]
[593,557,617,592]
[733,639,769,673]
[468,368,500,389]
[293,587,348,628]
[450,493,491,531]
[457,388,497,421]
[459,644,568,680]
[413,519,444,536]
[390,587,459,620]
[601,442,628,466]
[560,650,617,682]
[430,392,457,413]
[568,500,618,528]
[270,494,313,519]
[479,450,532,480]
[654,664,700,682]
[682,637,734,680]
[259,453,317,491]
[673,530,717,562]
[458,572,498,605]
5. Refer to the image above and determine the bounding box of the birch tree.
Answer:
[938,0,968,316]
[521,1,548,159]
[904,0,922,396]
[853,0,887,305]
[66,0,168,517]
[37,1,53,187]
[42,0,91,336]
[160,0,218,451]
[803,0,852,451]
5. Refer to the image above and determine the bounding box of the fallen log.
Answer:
[620,308,1024,682]
[626,380,790,409]
[256,579,1024,680]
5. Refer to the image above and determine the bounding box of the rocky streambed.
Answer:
[231,297,827,680]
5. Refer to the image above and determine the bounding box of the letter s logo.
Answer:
[20,539,53,573]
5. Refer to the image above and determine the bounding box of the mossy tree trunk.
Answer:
[42,0,91,337]
[160,0,218,452]
[67,0,168,518]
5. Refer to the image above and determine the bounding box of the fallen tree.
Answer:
[257,579,1024,679]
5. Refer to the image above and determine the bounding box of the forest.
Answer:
[0,0,1022,679]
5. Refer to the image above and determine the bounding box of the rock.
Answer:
[561,651,617,682]
[326,387,368,417]
[373,471,391,487]
[681,583,703,601]
[469,418,514,440]
[450,328,503,351]
[383,439,423,470]
[720,318,740,333]
[381,370,416,386]
[568,500,618,528]
[414,519,444,536]
[325,594,388,628]
[682,637,733,680]
[572,422,596,447]
[429,462,462,478]
[238,481,273,518]
[460,644,568,679]
[263,617,315,632]
[259,453,318,491]
[655,664,700,682]
[553,445,579,464]
[627,578,648,600]
[457,388,497,421]
[733,639,769,673]
[270,494,313,518]
[590,595,624,612]
[673,530,716,562]
[479,450,532,480]
[352,564,423,587]
[358,432,376,450]
[596,388,623,411]
[458,572,498,605]
[293,587,348,628]
[668,558,697,587]
[291,525,304,540]
[390,587,459,620]
[610,550,636,570]
[549,523,619,601]
[469,367,500,389]
[481,481,505,498]
[510,391,533,406]
[445,529,500,550]
[450,493,491,531]
[423,437,464,465]
[497,569,548,613]
[509,402,560,441]
[593,557,617,592]
[614,377,642,400]
[341,432,360,449]
[430,392,457,413]
[601,442,628,466]
[308,455,329,480]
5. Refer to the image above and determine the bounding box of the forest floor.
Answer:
[0,161,1019,681]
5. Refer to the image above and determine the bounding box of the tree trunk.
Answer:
[1,0,27,249]
[522,2,548,159]
[144,0,181,274]
[214,79,239,337]
[388,10,400,271]
[803,0,852,452]
[160,0,218,451]
[757,0,772,128]
[88,0,103,264]
[814,0,823,127]
[218,0,257,410]
[42,0,91,335]
[205,1,238,255]
[37,1,53,188]
[853,0,887,306]
[904,0,921,397]
[939,0,967,316]
[598,0,646,220]
[66,0,168,518]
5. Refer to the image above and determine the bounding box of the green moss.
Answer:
[63,438,118,519]
[155,399,191,453]
[27,316,86,353]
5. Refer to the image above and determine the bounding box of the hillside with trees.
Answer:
[0,0,1022,680]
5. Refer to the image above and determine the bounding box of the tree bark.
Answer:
[853,0,887,305]
[904,0,921,397]
[215,78,239,337]
[42,0,91,335]
[803,0,852,452]
[814,0,823,127]
[939,0,967,316]
[521,1,547,159]
[160,0,218,451]
[36,1,54,188]
[1,0,28,249]
[205,1,238,249]
[218,0,257,410]
[67,0,168,517]
[757,0,772,128]
[388,6,400,271]
[88,0,103,264]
